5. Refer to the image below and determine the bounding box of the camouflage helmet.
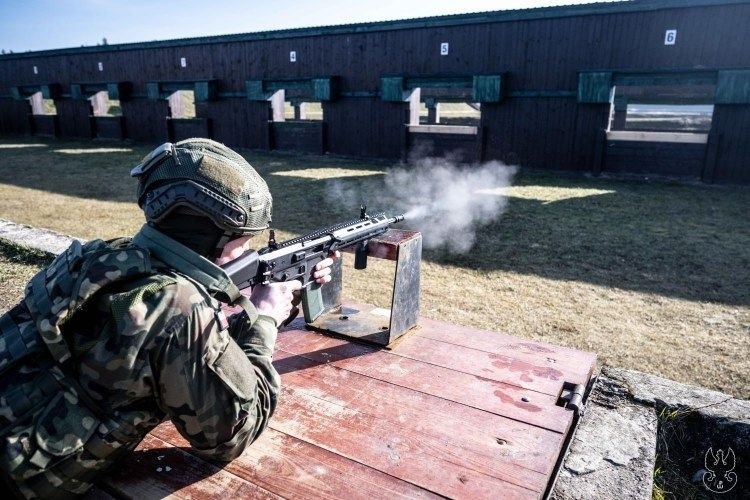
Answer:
[131,138,272,235]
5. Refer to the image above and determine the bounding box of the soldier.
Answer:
[0,138,337,498]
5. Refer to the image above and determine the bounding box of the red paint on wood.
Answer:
[152,424,440,500]
[99,305,597,499]
[416,316,597,386]
[276,328,572,433]
[392,334,568,395]
[272,385,540,498]
[101,433,279,499]
[273,348,565,475]
[341,229,421,261]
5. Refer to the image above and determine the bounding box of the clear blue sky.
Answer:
[0,0,620,53]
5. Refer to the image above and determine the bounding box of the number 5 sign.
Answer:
[664,29,677,45]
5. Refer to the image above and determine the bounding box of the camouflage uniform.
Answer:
[0,223,279,498]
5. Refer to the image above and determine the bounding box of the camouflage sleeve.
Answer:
[152,289,280,462]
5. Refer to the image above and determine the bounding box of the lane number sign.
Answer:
[664,29,677,45]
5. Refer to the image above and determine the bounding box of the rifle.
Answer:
[221,209,405,321]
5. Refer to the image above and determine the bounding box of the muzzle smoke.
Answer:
[327,152,517,253]
[386,155,516,253]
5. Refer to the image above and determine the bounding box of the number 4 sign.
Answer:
[664,29,677,45]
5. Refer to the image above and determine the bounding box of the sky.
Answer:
[0,0,622,53]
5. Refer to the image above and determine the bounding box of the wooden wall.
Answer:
[709,105,750,183]
[0,100,30,135]
[604,141,707,178]
[323,99,407,158]
[270,121,325,154]
[198,100,270,150]
[120,100,170,143]
[94,116,126,140]
[0,0,748,181]
[56,100,92,138]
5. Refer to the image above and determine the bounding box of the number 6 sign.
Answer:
[664,29,677,45]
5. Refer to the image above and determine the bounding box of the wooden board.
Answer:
[604,140,707,178]
[96,313,596,499]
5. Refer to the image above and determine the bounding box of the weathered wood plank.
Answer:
[280,319,564,398]
[416,316,597,385]
[101,433,279,499]
[385,335,569,395]
[273,348,565,475]
[271,384,540,498]
[152,424,439,500]
[276,328,573,433]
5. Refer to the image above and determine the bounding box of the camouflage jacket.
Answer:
[1,224,280,498]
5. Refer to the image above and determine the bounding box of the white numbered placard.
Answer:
[664,29,677,45]
[440,42,449,55]
[180,57,187,67]
[33,66,38,75]
[290,51,297,62]
[98,62,104,72]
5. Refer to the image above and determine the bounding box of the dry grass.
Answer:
[0,137,748,398]
[0,240,53,312]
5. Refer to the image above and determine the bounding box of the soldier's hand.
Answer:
[249,280,303,327]
[312,250,340,285]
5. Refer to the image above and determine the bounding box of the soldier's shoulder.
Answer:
[141,269,214,310]
[104,268,215,328]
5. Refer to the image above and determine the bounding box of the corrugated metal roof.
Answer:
[0,0,747,60]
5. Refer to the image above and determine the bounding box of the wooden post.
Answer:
[426,98,440,124]
[401,124,410,163]
[592,128,606,175]
[701,131,721,183]
[408,88,421,126]
[270,90,285,122]
[91,91,108,117]
[167,118,175,142]
[611,96,627,130]
[320,120,327,155]
[476,125,487,163]
[29,92,44,115]
[168,91,184,118]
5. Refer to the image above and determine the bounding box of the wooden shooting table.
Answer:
[94,315,596,499]
[92,231,596,499]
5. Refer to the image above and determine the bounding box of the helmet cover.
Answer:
[131,138,272,235]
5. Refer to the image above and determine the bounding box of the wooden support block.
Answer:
[312,230,421,345]
[339,229,418,260]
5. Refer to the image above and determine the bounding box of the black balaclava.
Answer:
[153,209,230,260]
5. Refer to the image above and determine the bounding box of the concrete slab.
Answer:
[0,218,81,254]
[552,366,749,500]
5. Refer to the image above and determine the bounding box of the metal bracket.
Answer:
[305,229,422,346]
[557,382,587,417]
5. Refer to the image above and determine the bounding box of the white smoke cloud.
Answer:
[326,153,517,254]
[384,156,517,253]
